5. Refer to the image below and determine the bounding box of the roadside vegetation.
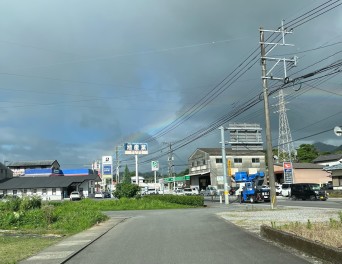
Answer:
[0,193,204,263]
[273,211,342,249]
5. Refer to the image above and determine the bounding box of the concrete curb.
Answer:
[260,225,342,264]
[20,217,127,264]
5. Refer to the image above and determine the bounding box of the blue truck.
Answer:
[234,171,270,203]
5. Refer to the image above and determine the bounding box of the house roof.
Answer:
[323,163,342,171]
[7,160,60,167]
[312,154,342,163]
[195,148,265,156]
[274,163,325,169]
[0,175,101,189]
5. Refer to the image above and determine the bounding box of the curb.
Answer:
[20,217,127,264]
[260,225,342,264]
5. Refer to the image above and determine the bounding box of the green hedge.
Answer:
[142,194,204,207]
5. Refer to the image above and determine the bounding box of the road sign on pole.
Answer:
[151,161,159,171]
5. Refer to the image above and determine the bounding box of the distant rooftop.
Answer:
[312,154,342,163]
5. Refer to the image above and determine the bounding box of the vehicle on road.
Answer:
[261,185,270,202]
[94,192,104,198]
[281,183,292,197]
[234,171,268,203]
[276,185,282,196]
[174,189,184,195]
[201,186,217,196]
[183,187,199,195]
[103,192,111,198]
[290,183,328,201]
[69,191,82,201]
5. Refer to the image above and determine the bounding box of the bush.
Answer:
[20,196,42,211]
[114,183,140,198]
[4,196,21,212]
[143,194,204,207]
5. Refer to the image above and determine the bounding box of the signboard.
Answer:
[103,165,112,176]
[227,159,232,176]
[283,162,293,184]
[102,156,112,164]
[124,143,148,155]
[163,175,190,183]
[151,161,159,171]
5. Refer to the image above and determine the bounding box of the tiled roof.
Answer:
[312,154,342,163]
[323,163,342,171]
[0,175,101,189]
[274,163,325,169]
[7,160,59,167]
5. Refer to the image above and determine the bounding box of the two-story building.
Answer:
[188,148,266,190]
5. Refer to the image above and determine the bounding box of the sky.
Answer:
[0,0,341,174]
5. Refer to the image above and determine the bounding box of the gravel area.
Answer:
[217,207,342,233]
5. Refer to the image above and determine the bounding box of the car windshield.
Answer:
[309,184,320,191]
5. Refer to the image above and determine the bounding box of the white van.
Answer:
[281,183,292,197]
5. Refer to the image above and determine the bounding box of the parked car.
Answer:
[103,192,111,198]
[174,189,184,195]
[281,183,292,197]
[291,183,328,201]
[261,185,270,202]
[276,185,282,196]
[201,186,217,196]
[69,191,82,201]
[183,187,200,195]
[94,191,104,198]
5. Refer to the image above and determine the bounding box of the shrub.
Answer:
[4,196,21,212]
[20,196,42,211]
[114,183,140,198]
[143,194,204,207]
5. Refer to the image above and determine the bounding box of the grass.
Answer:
[0,196,203,263]
[0,235,62,264]
[275,213,342,249]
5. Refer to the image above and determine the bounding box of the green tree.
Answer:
[122,165,131,184]
[296,144,319,163]
[114,183,140,198]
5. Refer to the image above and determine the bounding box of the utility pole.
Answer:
[219,126,230,205]
[260,27,277,209]
[115,145,121,184]
[165,142,175,191]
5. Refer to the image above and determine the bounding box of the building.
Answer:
[323,163,342,190]
[0,162,13,180]
[274,163,331,185]
[188,148,266,190]
[312,154,342,167]
[7,160,60,177]
[0,174,101,200]
[0,160,101,200]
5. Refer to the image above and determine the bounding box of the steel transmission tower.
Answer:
[261,20,297,163]
[275,89,296,162]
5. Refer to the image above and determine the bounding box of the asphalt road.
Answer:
[65,207,313,264]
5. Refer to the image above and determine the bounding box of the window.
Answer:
[234,158,242,163]
[23,189,27,194]
[13,190,17,195]
[33,189,37,194]
[3,190,7,195]
[191,162,195,167]
[202,159,206,165]
[52,188,56,195]
[42,188,47,194]
[216,158,223,163]
[252,158,260,163]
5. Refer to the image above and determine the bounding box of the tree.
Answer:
[114,183,140,198]
[296,144,319,163]
[122,165,131,184]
